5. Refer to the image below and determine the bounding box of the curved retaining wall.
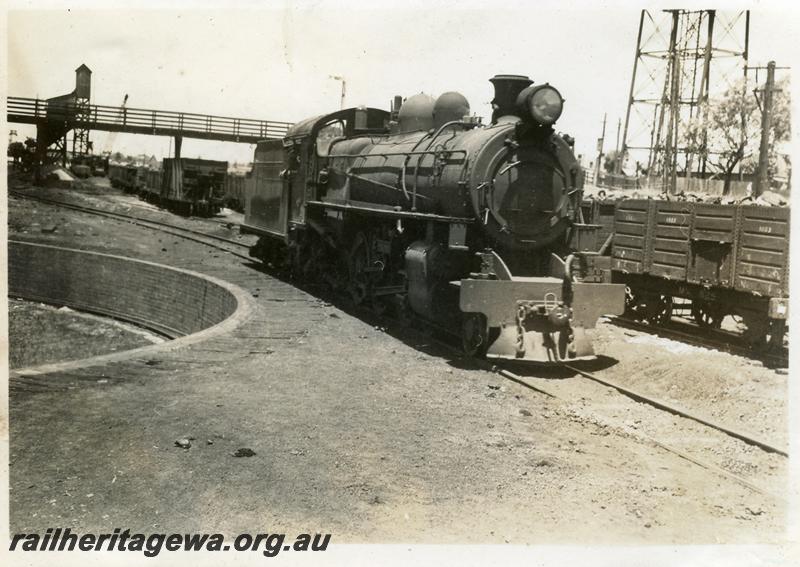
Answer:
[8,241,253,375]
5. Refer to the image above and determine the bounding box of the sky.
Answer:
[5,0,798,166]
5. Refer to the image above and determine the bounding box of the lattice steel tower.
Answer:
[620,10,749,192]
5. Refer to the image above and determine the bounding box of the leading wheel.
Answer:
[462,313,489,358]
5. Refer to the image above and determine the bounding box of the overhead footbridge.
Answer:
[7,96,292,145]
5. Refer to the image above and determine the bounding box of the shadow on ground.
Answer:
[240,260,619,379]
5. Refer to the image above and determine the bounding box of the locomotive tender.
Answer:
[242,74,626,362]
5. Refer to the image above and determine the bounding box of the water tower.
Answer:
[72,63,92,158]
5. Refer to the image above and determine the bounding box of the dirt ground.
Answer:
[594,326,789,448]
[6,176,792,545]
[9,298,163,369]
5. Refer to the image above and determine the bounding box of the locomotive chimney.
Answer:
[489,74,533,123]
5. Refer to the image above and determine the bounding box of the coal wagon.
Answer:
[223,173,248,212]
[160,158,228,216]
[140,168,162,204]
[603,198,789,349]
[108,163,144,193]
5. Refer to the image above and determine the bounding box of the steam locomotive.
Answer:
[242,74,626,362]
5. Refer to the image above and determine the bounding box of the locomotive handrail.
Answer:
[330,149,468,159]
[7,96,293,143]
[333,148,469,206]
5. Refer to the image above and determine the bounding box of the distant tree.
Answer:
[8,138,37,171]
[8,141,26,166]
[684,76,790,194]
[603,150,622,174]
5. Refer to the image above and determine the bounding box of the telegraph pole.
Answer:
[595,113,607,184]
[755,61,776,197]
[329,75,346,110]
[614,118,622,174]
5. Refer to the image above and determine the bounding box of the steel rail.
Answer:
[395,318,787,496]
[490,363,783,499]
[560,362,788,457]
[9,190,252,261]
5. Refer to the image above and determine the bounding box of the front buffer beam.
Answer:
[459,277,625,362]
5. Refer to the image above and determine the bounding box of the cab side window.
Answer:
[316,120,345,157]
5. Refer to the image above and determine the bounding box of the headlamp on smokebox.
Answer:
[517,84,564,126]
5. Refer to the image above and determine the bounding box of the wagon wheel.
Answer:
[625,286,647,321]
[462,313,489,358]
[644,294,673,326]
[766,320,788,352]
[741,313,769,349]
[623,286,642,319]
[691,299,725,330]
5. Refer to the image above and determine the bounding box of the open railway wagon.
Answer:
[140,167,162,204]
[606,198,789,350]
[108,163,123,187]
[83,154,110,177]
[108,163,144,193]
[224,173,248,212]
[69,154,107,179]
[160,158,228,216]
[108,163,122,187]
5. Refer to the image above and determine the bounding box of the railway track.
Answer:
[356,313,789,498]
[9,189,253,260]
[610,315,788,369]
[492,362,784,499]
[11,188,788,498]
[398,323,788,498]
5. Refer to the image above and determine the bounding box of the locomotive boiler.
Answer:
[242,74,626,362]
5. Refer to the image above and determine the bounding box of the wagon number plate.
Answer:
[758,225,773,233]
